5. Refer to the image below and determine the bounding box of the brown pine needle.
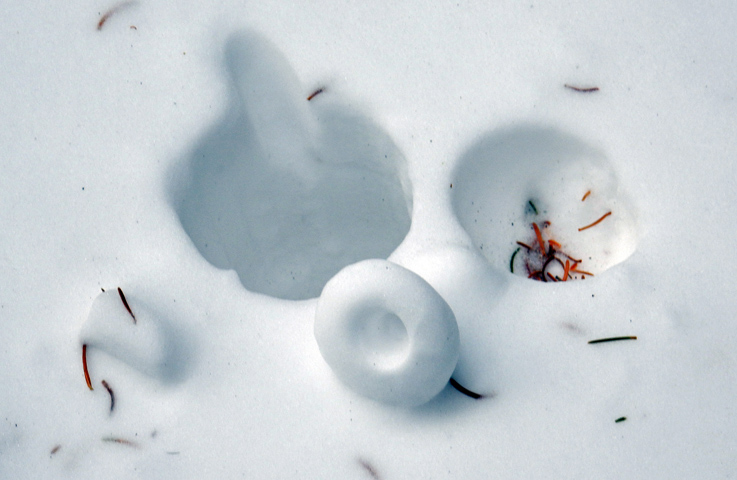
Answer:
[102,437,139,448]
[307,88,324,101]
[582,190,592,201]
[565,84,600,93]
[358,459,381,480]
[83,344,93,390]
[97,1,137,31]
[97,9,115,30]
[449,378,483,399]
[578,211,612,231]
[101,380,115,414]
[588,336,637,344]
[117,287,136,323]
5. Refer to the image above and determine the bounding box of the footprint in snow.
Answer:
[170,30,412,301]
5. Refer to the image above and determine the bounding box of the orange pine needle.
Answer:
[582,190,591,201]
[548,240,562,250]
[578,211,612,231]
[562,260,570,281]
[532,222,546,255]
[571,268,594,276]
[83,344,93,390]
[547,273,558,282]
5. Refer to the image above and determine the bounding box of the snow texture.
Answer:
[314,259,460,406]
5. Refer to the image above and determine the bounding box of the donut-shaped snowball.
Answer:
[314,259,460,406]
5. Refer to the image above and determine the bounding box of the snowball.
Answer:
[314,259,460,406]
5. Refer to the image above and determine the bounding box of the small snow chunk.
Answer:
[314,259,460,407]
[79,289,186,383]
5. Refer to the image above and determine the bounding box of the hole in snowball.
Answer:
[451,125,638,281]
[169,32,412,300]
[354,312,410,370]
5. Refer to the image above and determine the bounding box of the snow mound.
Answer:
[79,289,189,384]
[452,125,638,281]
[314,259,460,406]
[171,31,412,300]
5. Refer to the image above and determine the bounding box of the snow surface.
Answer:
[2,0,737,478]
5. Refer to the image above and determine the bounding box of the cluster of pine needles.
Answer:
[510,195,611,282]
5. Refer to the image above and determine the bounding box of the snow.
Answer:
[314,259,459,406]
[1,0,737,478]
[452,125,639,278]
[80,289,189,383]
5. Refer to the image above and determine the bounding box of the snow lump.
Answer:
[314,259,460,406]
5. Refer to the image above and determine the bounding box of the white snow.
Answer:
[2,0,737,478]
[80,289,189,383]
[314,259,459,406]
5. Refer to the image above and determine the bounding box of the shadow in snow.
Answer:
[170,31,412,300]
